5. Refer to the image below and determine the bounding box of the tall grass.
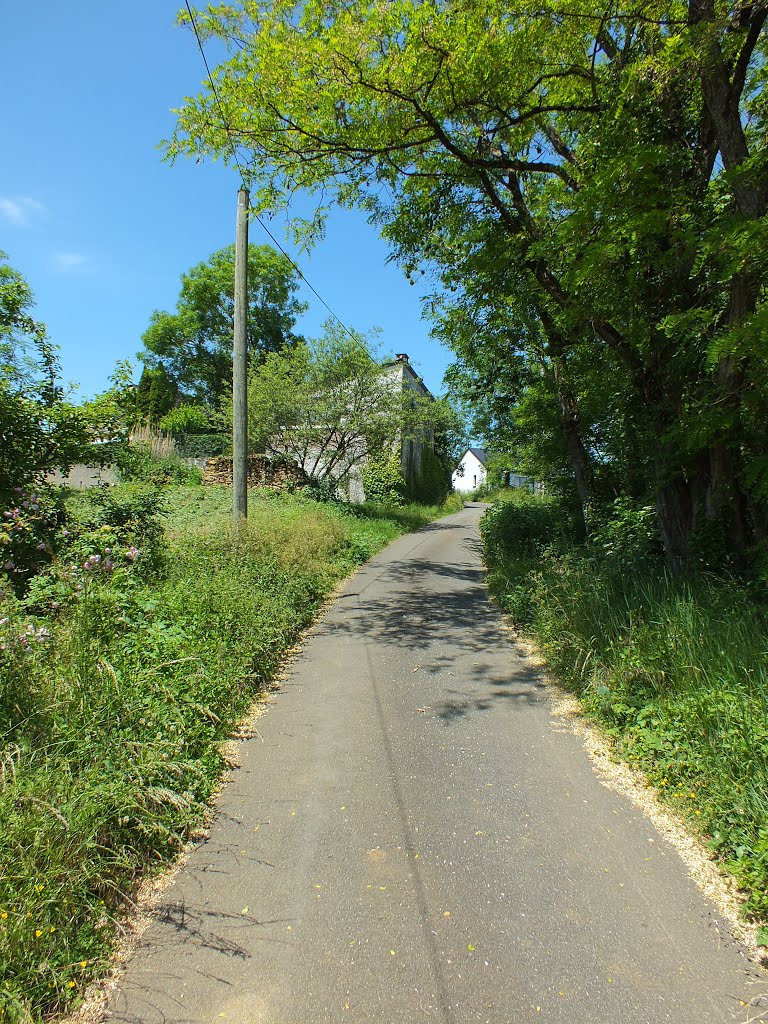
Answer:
[481,491,768,924]
[0,484,461,1023]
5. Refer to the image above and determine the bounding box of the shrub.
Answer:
[0,487,64,594]
[363,454,406,505]
[116,443,202,486]
[589,498,662,573]
[158,404,211,436]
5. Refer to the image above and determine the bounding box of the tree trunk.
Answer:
[551,356,593,532]
[655,473,695,573]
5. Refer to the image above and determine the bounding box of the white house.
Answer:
[452,447,489,493]
[452,448,536,494]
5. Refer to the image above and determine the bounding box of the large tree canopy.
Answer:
[140,243,306,405]
[168,0,768,567]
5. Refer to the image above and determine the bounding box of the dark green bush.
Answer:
[174,432,229,459]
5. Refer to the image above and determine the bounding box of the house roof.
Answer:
[467,447,489,465]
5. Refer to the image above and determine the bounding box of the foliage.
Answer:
[0,255,125,505]
[0,488,64,595]
[140,245,306,404]
[242,321,441,492]
[0,483,462,1022]
[158,403,211,436]
[410,444,452,505]
[136,365,178,423]
[362,453,406,506]
[116,443,202,487]
[174,432,229,459]
[482,490,768,922]
[168,0,768,570]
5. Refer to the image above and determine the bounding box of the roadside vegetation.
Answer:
[0,480,462,1023]
[481,489,768,935]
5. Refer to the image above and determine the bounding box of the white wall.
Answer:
[452,451,487,493]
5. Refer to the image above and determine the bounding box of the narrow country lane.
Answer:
[109,504,767,1024]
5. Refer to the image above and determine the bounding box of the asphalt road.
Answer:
[109,503,767,1024]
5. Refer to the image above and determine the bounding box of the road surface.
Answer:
[109,503,767,1024]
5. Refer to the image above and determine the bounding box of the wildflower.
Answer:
[0,911,7,919]
[67,981,76,989]
[36,542,46,551]
[49,925,56,933]
[35,929,43,937]
[87,554,101,565]
[80,960,88,968]
[125,546,140,562]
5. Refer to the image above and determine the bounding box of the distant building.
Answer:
[452,448,534,494]
[452,447,489,493]
[379,353,434,500]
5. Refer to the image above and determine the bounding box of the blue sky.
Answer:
[2,3,453,399]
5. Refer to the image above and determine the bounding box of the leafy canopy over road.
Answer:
[167,0,768,570]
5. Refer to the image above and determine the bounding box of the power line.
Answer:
[183,1,374,360]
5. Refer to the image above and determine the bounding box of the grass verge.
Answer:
[0,484,462,1023]
[480,490,768,932]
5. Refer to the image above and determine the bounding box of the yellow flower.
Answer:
[49,926,56,933]
[67,980,76,989]
[0,911,7,919]
[80,960,88,968]
[35,929,43,938]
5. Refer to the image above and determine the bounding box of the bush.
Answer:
[0,487,64,595]
[362,454,406,505]
[116,443,202,486]
[174,432,229,459]
[589,498,663,573]
[158,404,210,436]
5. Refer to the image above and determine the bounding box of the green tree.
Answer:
[135,365,178,424]
[0,254,123,502]
[243,322,450,497]
[140,244,306,405]
[166,0,768,568]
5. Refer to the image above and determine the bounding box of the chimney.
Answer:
[395,353,409,363]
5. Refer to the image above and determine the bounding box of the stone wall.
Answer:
[203,455,310,490]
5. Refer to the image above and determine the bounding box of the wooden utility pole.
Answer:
[233,187,249,522]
